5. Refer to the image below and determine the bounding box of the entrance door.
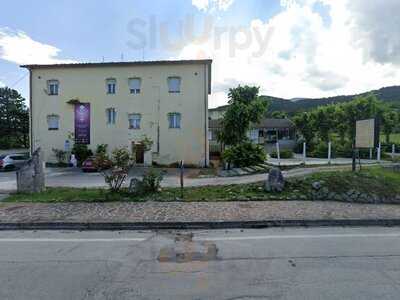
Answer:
[134,143,145,164]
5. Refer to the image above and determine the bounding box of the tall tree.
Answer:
[382,110,398,144]
[218,85,268,146]
[270,111,288,119]
[0,87,29,149]
[292,112,315,145]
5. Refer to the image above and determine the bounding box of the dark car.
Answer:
[81,156,98,172]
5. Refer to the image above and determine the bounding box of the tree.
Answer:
[292,112,315,145]
[0,87,29,149]
[382,110,398,144]
[270,111,288,119]
[218,85,268,145]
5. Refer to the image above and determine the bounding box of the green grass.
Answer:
[4,167,400,203]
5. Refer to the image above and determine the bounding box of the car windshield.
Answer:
[0,155,5,159]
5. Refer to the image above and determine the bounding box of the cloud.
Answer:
[192,0,234,12]
[179,0,400,108]
[0,81,4,87]
[0,28,76,65]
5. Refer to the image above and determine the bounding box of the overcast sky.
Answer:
[0,0,399,107]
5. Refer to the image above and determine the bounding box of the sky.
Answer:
[0,0,399,108]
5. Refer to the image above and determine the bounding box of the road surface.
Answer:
[1,227,400,299]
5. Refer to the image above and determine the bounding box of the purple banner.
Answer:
[74,103,90,144]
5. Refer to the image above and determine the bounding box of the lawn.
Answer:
[4,167,400,204]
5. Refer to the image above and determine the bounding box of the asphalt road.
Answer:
[1,227,400,299]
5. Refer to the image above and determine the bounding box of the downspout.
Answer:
[29,69,33,155]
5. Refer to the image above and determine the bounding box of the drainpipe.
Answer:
[29,69,33,155]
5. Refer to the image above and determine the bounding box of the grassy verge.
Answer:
[4,167,400,204]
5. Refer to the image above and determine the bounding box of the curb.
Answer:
[1,219,400,230]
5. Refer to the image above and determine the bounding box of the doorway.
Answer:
[133,143,145,164]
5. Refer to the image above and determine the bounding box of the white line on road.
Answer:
[0,233,400,242]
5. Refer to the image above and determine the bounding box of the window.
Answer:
[106,108,116,124]
[168,112,181,129]
[167,77,181,93]
[208,130,213,141]
[249,129,258,142]
[106,78,116,94]
[129,78,141,94]
[47,80,59,95]
[47,115,59,130]
[128,113,141,129]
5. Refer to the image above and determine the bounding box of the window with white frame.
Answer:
[129,78,141,94]
[47,80,59,95]
[249,129,258,142]
[128,113,141,129]
[106,78,116,94]
[167,77,181,93]
[208,130,213,141]
[106,108,117,124]
[168,112,181,129]
[47,115,60,130]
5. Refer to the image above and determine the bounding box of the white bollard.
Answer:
[377,142,381,162]
[328,141,332,165]
[369,148,373,160]
[392,144,396,159]
[276,142,281,166]
[302,142,306,165]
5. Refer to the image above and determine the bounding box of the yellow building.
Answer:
[22,59,212,167]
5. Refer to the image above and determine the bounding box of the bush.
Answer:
[95,144,108,155]
[52,148,67,164]
[222,142,266,168]
[270,149,294,159]
[72,144,93,163]
[96,147,134,192]
[141,168,164,193]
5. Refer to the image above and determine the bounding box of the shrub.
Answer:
[72,144,93,163]
[52,148,67,164]
[141,168,164,193]
[95,144,108,155]
[96,147,134,192]
[222,142,266,168]
[270,149,294,159]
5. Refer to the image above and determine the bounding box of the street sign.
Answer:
[355,119,379,149]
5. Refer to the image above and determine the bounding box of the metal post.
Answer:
[369,148,373,160]
[276,142,281,167]
[328,141,332,165]
[180,160,184,199]
[392,144,396,160]
[377,142,381,162]
[302,142,306,165]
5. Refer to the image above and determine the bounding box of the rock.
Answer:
[312,182,322,190]
[128,178,141,194]
[16,148,45,193]
[265,168,285,193]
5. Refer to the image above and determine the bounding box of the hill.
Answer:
[210,86,400,115]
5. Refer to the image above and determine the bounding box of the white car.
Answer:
[0,153,30,171]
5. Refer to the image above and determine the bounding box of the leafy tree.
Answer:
[270,111,288,119]
[292,112,315,145]
[218,85,268,145]
[0,87,29,149]
[382,110,398,144]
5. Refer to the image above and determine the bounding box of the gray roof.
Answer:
[209,118,295,129]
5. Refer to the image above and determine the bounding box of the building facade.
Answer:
[22,60,212,167]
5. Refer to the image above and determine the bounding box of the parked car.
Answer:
[81,156,98,172]
[0,153,30,171]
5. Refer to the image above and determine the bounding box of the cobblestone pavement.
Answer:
[1,201,400,223]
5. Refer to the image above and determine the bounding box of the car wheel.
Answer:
[4,165,15,171]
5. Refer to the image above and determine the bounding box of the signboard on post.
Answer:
[355,118,379,149]
[74,103,90,144]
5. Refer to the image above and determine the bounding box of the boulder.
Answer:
[265,168,285,192]
[16,148,45,193]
